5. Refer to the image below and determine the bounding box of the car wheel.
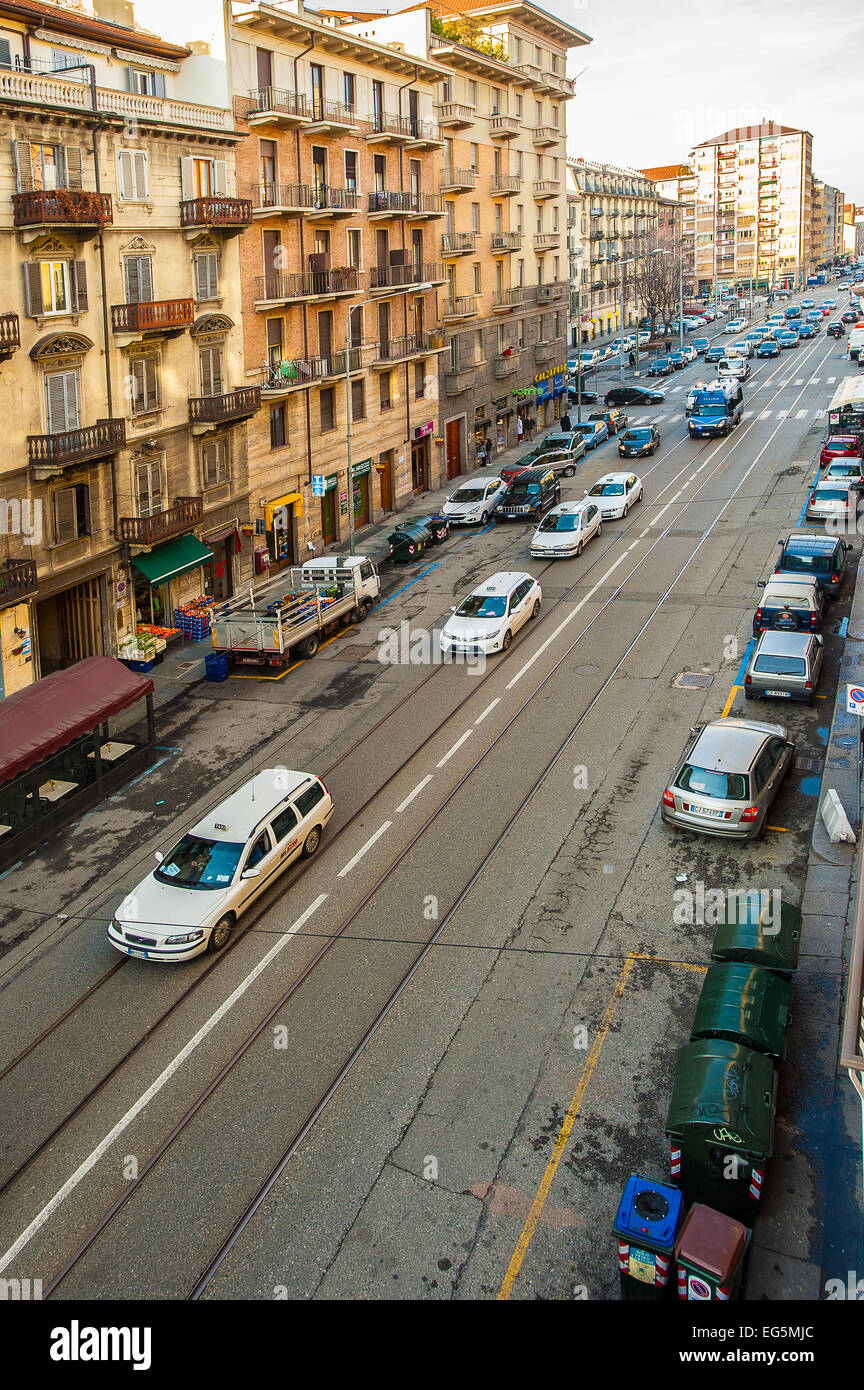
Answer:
[531,599,540,618]
[501,629,513,651]
[637,490,643,502]
[744,687,756,699]
[207,914,234,953]
[622,503,629,518]
[576,540,583,556]
[300,633,320,659]
[480,511,489,525]
[301,826,322,858]
[564,465,576,477]
[597,522,602,537]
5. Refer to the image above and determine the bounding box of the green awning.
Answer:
[132,534,214,586]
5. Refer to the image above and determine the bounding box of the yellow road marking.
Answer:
[721,684,740,717]
[497,951,707,1301]
[765,825,789,832]
[229,628,349,680]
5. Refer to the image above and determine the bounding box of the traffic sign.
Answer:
[311,474,325,497]
[847,685,864,715]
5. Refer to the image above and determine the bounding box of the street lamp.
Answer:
[619,258,636,382]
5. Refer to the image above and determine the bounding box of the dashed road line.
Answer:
[337,823,392,877]
[475,698,500,725]
[396,777,434,813]
[436,730,473,768]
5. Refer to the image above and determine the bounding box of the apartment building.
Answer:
[0,0,250,696]
[641,162,694,274]
[329,1,589,467]
[688,121,814,295]
[230,1,449,564]
[567,157,658,342]
[811,177,845,266]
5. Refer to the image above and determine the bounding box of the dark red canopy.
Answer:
[0,656,153,783]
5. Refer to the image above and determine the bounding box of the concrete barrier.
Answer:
[821,788,856,844]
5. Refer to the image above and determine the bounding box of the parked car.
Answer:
[618,426,659,458]
[605,384,666,406]
[589,407,628,436]
[692,337,711,354]
[820,434,862,465]
[527,446,584,479]
[529,500,602,559]
[805,479,860,525]
[108,770,334,962]
[660,718,795,841]
[439,572,542,656]
[753,574,827,635]
[572,419,609,450]
[744,630,823,704]
[775,532,852,597]
[442,477,508,527]
[824,459,864,488]
[668,352,687,370]
[493,465,560,521]
[647,356,674,377]
[756,339,780,358]
[586,471,643,519]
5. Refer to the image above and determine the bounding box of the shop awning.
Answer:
[0,656,153,783]
[205,524,241,554]
[132,535,215,586]
[264,492,304,529]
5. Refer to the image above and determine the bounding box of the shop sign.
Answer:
[352,459,372,478]
[312,474,326,497]
[534,365,567,383]
[325,474,338,493]
[413,421,434,440]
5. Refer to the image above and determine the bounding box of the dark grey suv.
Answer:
[775,532,852,597]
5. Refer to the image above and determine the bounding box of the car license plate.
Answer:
[687,803,724,818]
[765,689,791,698]
[129,948,149,959]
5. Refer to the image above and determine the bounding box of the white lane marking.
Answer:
[639,527,652,537]
[436,729,473,767]
[651,501,673,526]
[826,376,837,384]
[652,413,668,421]
[775,408,788,419]
[795,409,808,419]
[743,409,754,418]
[0,892,329,1276]
[475,698,500,726]
[627,540,640,551]
[667,385,683,394]
[794,378,804,385]
[668,490,683,503]
[396,776,433,813]
[505,552,629,690]
[812,377,821,384]
[759,410,772,419]
[337,822,392,876]
[815,408,826,419]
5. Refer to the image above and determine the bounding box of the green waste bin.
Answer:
[387,520,432,563]
[690,963,791,1062]
[612,1174,684,1300]
[675,1203,751,1301]
[710,897,799,977]
[666,1038,776,1222]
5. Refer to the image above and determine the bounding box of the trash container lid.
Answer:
[387,521,432,544]
[665,1038,776,1156]
[710,897,799,974]
[612,1173,684,1248]
[674,1203,750,1278]
[690,963,791,1059]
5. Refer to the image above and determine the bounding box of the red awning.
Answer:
[0,656,154,783]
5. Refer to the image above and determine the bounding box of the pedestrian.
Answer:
[516,414,524,444]
[665,339,672,354]
[628,350,635,368]
[559,411,572,432]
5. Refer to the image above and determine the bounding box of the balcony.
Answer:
[111,299,194,336]
[515,61,542,84]
[118,496,204,547]
[534,341,554,365]
[534,231,560,249]
[370,262,445,292]
[365,111,415,145]
[489,114,520,139]
[245,86,310,128]
[492,174,522,196]
[180,197,252,235]
[254,268,361,305]
[493,287,524,312]
[531,126,559,147]
[441,231,479,257]
[440,166,476,193]
[253,182,313,217]
[444,367,476,396]
[0,312,20,359]
[305,186,359,218]
[0,66,231,132]
[367,191,444,220]
[491,231,522,253]
[28,419,125,477]
[13,188,112,239]
[533,179,560,200]
[493,351,518,378]
[0,558,37,609]
[590,207,604,216]
[536,284,563,303]
[305,99,358,134]
[406,120,444,150]
[545,71,575,98]
[435,101,475,128]
[373,333,445,367]
[189,388,261,429]
[442,295,478,320]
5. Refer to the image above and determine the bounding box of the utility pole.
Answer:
[344,314,355,557]
[678,249,684,351]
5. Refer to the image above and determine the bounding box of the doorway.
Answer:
[445,418,462,479]
[411,437,428,492]
[321,486,337,545]
[378,450,393,511]
[37,576,104,675]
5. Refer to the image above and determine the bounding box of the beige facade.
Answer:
[567,158,658,341]
[811,177,845,266]
[0,0,250,695]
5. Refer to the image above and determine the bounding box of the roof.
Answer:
[0,0,190,59]
[783,532,839,551]
[0,656,153,784]
[640,163,689,182]
[192,769,314,842]
[425,0,589,42]
[694,121,810,148]
[692,718,783,770]
[475,571,533,593]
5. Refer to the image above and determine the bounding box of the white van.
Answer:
[718,356,750,381]
[848,327,864,360]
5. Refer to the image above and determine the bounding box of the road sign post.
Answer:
[846,685,864,825]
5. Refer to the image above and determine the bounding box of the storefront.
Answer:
[494,396,513,452]
[474,405,490,463]
[264,492,302,574]
[411,422,433,491]
[352,459,371,528]
[534,364,567,430]
[36,573,108,677]
[131,534,214,626]
[202,525,240,602]
[321,475,338,545]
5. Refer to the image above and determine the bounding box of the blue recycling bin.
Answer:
[613,1173,684,1300]
[205,651,229,682]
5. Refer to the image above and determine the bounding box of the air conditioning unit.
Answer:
[307,253,330,272]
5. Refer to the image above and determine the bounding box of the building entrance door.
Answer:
[445,418,462,479]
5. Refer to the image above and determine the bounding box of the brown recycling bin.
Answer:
[674,1202,751,1301]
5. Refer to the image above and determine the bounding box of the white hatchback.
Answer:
[442,476,506,526]
[529,500,602,558]
[439,571,541,655]
[108,770,334,963]
[585,472,643,520]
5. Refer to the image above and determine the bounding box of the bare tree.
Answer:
[630,234,690,339]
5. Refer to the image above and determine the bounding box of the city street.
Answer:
[0,296,860,1301]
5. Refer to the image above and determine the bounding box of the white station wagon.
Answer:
[108,769,333,963]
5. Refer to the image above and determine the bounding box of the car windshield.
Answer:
[782,550,832,573]
[509,480,541,497]
[675,763,749,801]
[456,594,507,618]
[155,834,244,889]
[572,425,594,436]
[591,481,626,494]
[828,466,860,477]
[620,432,648,444]
[693,401,725,417]
[764,592,810,609]
[450,487,485,503]
[538,511,581,533]
[754,655,807,676]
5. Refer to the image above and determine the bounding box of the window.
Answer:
[194,251,219,301]
[245,830,272,869]
[23,259,86,316]
[260,138,276,189]
[470,142,479,173]
[344,150,358,190]
[494,204,502,234]
[202,437,229,487]
[13,141,73,192]
[468,80,477,107]
[474,328,483,363]
[351,378,365,421]
[130,355,159,415]
[118,149,148,201]
[135,456,163,517]
[471,202,480,233]
[266,317,283,373]
[491,87,501,115]
[270,404,286,449]
[552,104,559,129]
[535,100,542,125]
[124,254,153,304]
[473,262,481,294]
[343,72,355,110]
[53,483,90,543]
[271,804,298,842]
[180,155,227,200]
[127,67,166,97]
[414,360,425,400]
[516,203,523,231]
[379,372,391,410]
[294,781,325,817]
[311,63,326,118]
[516,318,525,349]
[51,48,79,71]
[373,153,386,192]
[515,94,522,118]
[45,369,79,433]
[199,345,223,397]
[320,386,335,431]
[346,228,361,268]
[515,149,523,177]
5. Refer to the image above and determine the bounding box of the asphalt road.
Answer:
[0,288,858,1301]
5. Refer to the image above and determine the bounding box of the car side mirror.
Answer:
[450,606,457,613]
[154,851,164,863]
[242,867,260,880]
[845,542,853,551]
[815,634,824,646]
[756,580,766,588]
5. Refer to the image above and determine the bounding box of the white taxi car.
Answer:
[441,476,507,526]
[585,472,643,520]
[529,500,602,558]
[439,572,541,655]
[108,769,333,962]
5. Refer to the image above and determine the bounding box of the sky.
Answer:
[560,0,864,202]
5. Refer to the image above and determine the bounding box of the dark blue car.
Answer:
[797,322,817,338]
[756,339,780,358]
[647,356,674,376]
[704,346,725,363]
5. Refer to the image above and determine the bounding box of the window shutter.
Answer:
[46,371,78,433]
[53,487,76,543]
[63,145,83,190]
[118,148,131,198]
[212,159,228,196]
[124,257,140,303]
[200,346,222,397]
[22,262,43,316]
[153,72,166,98]
[71,261,87,312]
[0,39,11,68]
[139,256,153,303]
[80,484,91,537]
[180,155,194,199]
[12,141,33,192]
[195,252,218,300]
[126,64,136,92]
[144,356,158,410]
[132,150,147,199]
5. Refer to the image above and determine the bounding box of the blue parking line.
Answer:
[840,617,849,638]
[376,561,442,607]
[734,637,756,685]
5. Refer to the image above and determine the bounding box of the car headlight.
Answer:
[166,930,205,945]
[485,629,501,639]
